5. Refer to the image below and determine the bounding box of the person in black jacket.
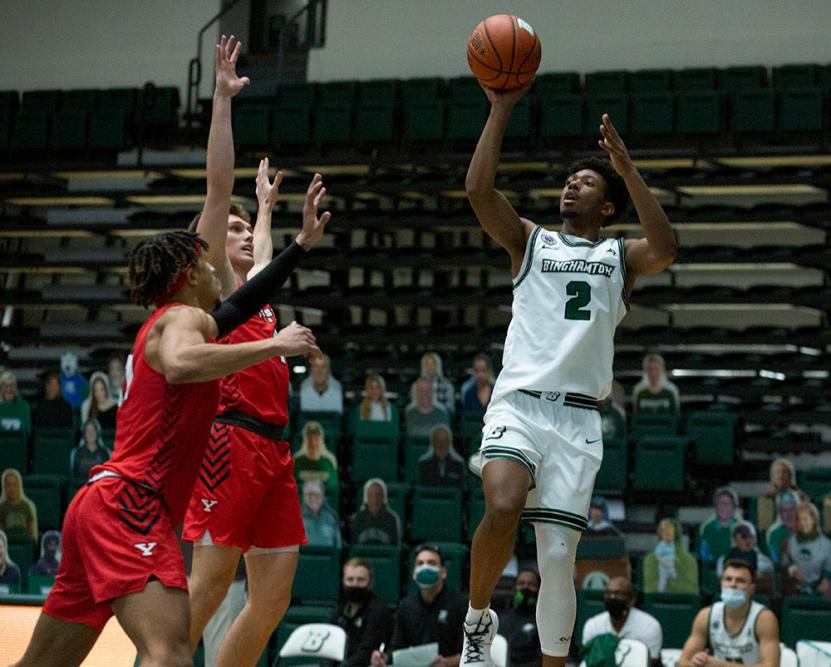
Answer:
[331,558,394,667]
[498,568,542,667]
[371,544,467,667]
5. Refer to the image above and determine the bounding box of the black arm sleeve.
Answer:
[210,241,306,338]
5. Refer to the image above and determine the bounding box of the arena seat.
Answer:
[643,592,703,649]
[720,65,768,91]
[630,414,679,440]
[6,534,34,591]
[277,82,316,107]
[348,544,402,605]
[404,436,429,483]
[773,64,819,90]
[31,428,75,476]
[538,94,584,139]
[317,80,358,107]
[446,99,487,143]
[584,70,627,95]
[797,468,831,503]
[575,589,606,647]
[533,71,581,96]
[11,111,49,152]
[628,69,673,93]
[731,91,776,133]
[49,110,88,152]
[467,490,485,541]
[673,67,718,91]
[503,96,531,140]
[23,475,64,532]
[779,88,825,132]
[676,92,722,134]
[630,93,675,135]
[686,411,737,466]
[21,90,61,112]
[359,79,399,103]
[26,574,55,596]
[271,105,312,148]
[633,436,687,492]
[314,102,354,147]
[355,100,396,145]
[292,545,341,604]
[0,431,29,474]
[96,87,136,114]
[780,597,831,647]
[585,95,629,134]
[594,436,627,493]
[402,99,444,143]
[276,605,338,665]
[410,486,462,542]
[233,104,270,147]
[351,439,399,482]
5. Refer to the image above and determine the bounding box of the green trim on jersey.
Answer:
[513,225,542,291]
[481,446,537,476]
[618,237,630,312]
[522,507,589,531]
[557,231,605,248]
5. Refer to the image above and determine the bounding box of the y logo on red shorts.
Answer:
[201,499,218,513]
[134,542,157,557]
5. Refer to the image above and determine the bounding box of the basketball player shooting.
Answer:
[461,82,677,667]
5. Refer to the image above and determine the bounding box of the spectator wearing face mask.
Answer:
[678,560,779,667]
[498,568,542,667]
[370,544,467,667]
[330,558,393,667]
[716,521,774,595]
[582,576,663,667]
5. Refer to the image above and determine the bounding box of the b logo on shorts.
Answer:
[300,628,331,653]
[485,425,507,441]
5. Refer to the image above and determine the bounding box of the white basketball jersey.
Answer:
[491,227,628,403]
[708,601,765,664]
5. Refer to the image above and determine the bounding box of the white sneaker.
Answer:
[460,609,499,667]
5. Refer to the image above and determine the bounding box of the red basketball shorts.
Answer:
[42,476,187,632]
[182,422,306,552]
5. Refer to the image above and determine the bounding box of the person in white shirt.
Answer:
[299,353,343,414]
[582,577,662,667]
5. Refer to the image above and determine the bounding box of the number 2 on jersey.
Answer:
[565,281,591,320]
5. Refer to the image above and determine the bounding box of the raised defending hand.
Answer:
[256,157,283,212]
[597,113,635,176]
[479,81,533,113]
[215,34,250,98]
[273,321,319,358]
[296,173,332,250]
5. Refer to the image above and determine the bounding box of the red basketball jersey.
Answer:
[95,302,221,525]
[217,304,289,427]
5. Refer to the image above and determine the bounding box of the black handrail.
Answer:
[186,0,244,139]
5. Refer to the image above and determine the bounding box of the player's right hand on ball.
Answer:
[273,321,319,357]
[480,80,533,110]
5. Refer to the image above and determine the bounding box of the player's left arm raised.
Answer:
[249,156,283,280]
[597,114,677,287]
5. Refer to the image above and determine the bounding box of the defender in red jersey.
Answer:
[182,48,332,666]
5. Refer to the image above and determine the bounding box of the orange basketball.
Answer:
[467,15,541,91]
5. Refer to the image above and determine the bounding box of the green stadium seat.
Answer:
[355,419,398,446]
[406,541,468,593]
[384,482,410,525]
[0,91,20,116]
[292,544,341,604]
[26,574,55,595]
[317,81,358,106]
[31,428,75,476]
[139,86,179,128]
[355,101,396,145]
[630,413,678,439]
[719,66,767,91]
[772,64,819,91]
[351,440,398,482]
[643,593,703,649]
[503,97,531,140]
[400,77,444,103]
[11,111,49,152]
[271,106,311,148]
[677,92,722,134]
[0,581,21,595]
[778,89,825,132]
[633,436,687,492]
[23,475,64,532]
[359,79,399,103]
[277,83,316,108]
[6,534,34,590]
[21,90,61,112]
[630,93,674,135]
[576,536,626,559]
[49,110,88,151]
[233,105,270,148]
[585,95,629,134]
[534,72,581,96]
[731,91,776,133]
[96,88,137,114]
[446,100,487,142]
[593,437,627,492]
[349,544,402,605]
[576,589,606,647]
[539,94,584,139]
[447,77,481,103]
[410,486,462,542]
[821,65,831,91]
[780,597,831,647]
[402,100,445,142]
[459,413,484,454]
[628,69,672,93]
[673,68,718,91]
[584,70,627,95]
[404,436,429,483]
[0,107,12,152]
[88,111,127,150]
[0,431,29,474]
[314,104,353,146]
[698,560,719,597]
[60,89,98,112]
[686,411,737,466]
[468,491,485,541]
[798,468,831,503]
